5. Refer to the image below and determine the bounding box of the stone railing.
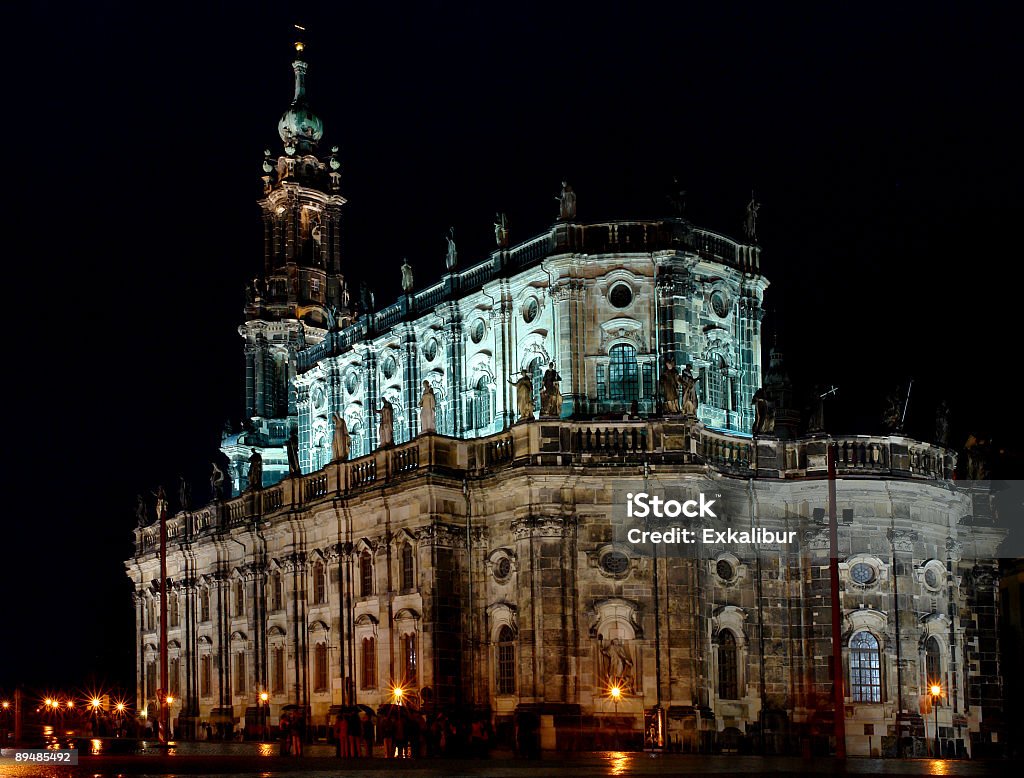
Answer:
[139,421,955,552]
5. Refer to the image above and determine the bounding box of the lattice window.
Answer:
[718,630,738,699]
[850,631,881,703]
[362,637,376,689]
[609,344,638,404]
[496,625,516,695]
[360,552,373,597]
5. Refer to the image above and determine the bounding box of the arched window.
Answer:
[529,358,544,416]
[145,661,156,699]
[704,353,728,409]
[169,594,179,628]
[312,561,326,605]
[496,625,516,695]
[234,579,245,618]
[235,652,247,694]
[469,376,493,433]
[609,344,639,404]
[401,543,415,590]
[200,654,212,697]
[360,551,373,597]
[361,637,376,689]
[272,646,285,693]
[925,636,941,687]
[718,630,738,699]
[401,633,418,684]
[169,657,180,696]
[200,588,210,622]
[269,572,283,611]
[850,631,881,703]
[314,643,328,692]
[146,598,156,631]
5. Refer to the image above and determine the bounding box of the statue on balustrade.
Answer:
[744,193,760,242]
[660,357,682,415]
[210,462,226,500]
[494,212,509,247]
[963,434,990,480]
[331,411,351,461]
[445,227,458,270]
[152,485,168,521]
[935,400,950,447]
[882,386,904,432]
[247,449,263,490]
[556,180,577,220]
[377,397,396,448]
[540,361,563,417]
[400,258,414,293]
[419,381,437,434]
[680,364,699,416]
[509,369,535,422]
[287,430,301,475]
[135,494,148,527]
[751,388,774,436]
[178,475,191,512]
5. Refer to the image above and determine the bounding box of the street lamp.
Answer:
[260,692,269,740]
[930,684,942,757]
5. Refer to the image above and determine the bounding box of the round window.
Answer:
[924,568,941,589]
[711,290,730,318]
[523,298,539,324]
[850,562,876,585]
[382,355,397,379]
[716,559,735,581]
[345,371,358,394]
[609,283,633,309]
[495,557,512,580]
[471,319,485,344]
[423,338,438,362]
[601,551,630,575]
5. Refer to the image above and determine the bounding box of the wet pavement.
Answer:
[0,750,1008,778]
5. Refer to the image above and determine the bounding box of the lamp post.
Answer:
[260,692,269,740]
[609,684,622,748]
[930,684,941,757]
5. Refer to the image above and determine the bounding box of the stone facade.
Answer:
[125,42,1005,757]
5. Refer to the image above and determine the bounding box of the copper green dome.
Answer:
[278,54,323,153]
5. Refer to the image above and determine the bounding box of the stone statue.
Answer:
[540,361,563,417]
[247,449,263,490]
[340,280,350,309]
[178,476,191,512]
[419,380,437,434]
[667,176,687,217]
[287,430,301,475]
[135,494,147,527]
[376,397,395,448]
[556,181,577,220]
[152,485,168,521]
[751,388,774,436]
[509,369,535,422]
[660,357,682,415]
[210,462,225,499]
[359,282,374,314]
[935,400,950,447]
[680,364,699,416]
[599,635,634,685]
[331,411,351,461]
[445,227,458,270]
[882,387,903,432]
[806,389,826,433]
[494,212,509,247]
[744,193,760,242]
[964,434,990,480]
[400,258,414,293]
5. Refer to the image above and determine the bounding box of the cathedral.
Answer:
[126,40,1005,758]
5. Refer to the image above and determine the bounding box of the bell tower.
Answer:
[224,34,351,493]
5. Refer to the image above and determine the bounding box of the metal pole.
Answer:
[159,490,169,742]
[827,444,846,758]
[934,697,939,757]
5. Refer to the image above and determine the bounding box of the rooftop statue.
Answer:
[556,181,577,220]
[509,369,535,422]
[445,227,458,270]
[401,258,414,293]
[331,411,351,461]
[419,381,437,433]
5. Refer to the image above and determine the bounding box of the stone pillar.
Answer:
[400,324,420,439]
[551,279,585,416]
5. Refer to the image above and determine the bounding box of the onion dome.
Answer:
[278,41,323,154]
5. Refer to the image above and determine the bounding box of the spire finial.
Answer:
[294,23,306,56]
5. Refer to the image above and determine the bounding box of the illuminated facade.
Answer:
[125,43,1005,757]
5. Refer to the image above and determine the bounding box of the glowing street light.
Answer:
[165,695,175,706]
[91,698,102,710]
[115,703,126,713]
[392,685,405,705]
[609,685,622,701]
[260,692,269,702]
[65,700,74,709]
[930,683,942,757]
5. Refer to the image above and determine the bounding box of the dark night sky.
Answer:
[3,2,1020,696]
